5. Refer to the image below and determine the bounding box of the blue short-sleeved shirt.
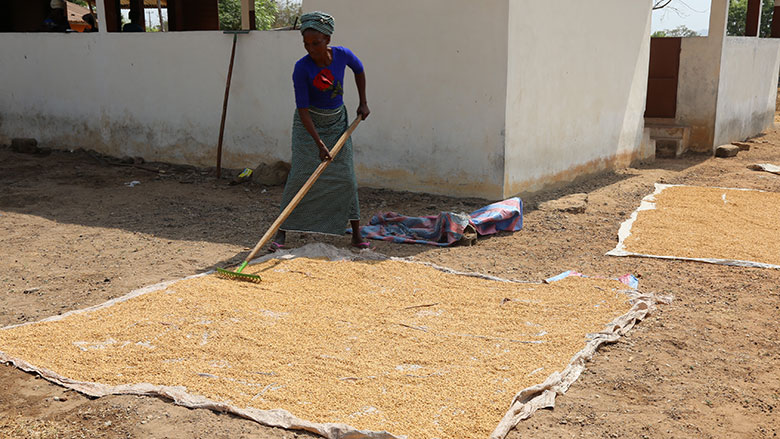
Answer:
[293,46,364,110]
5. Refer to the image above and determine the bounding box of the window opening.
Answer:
[726,0,773,37]
[67,1,98,32]
[271,0,302,30]
[1,0,97,32]
[217,0,299,31]
[118,0,167,31]
[0,0,301,33]
[103,0,169,32]
[652,0,713,37]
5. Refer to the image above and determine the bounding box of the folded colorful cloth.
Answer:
[360,197,523,246]
[470,198,524,235]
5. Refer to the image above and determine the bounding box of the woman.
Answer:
[270,11,371,251]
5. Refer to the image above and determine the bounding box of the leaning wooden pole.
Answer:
[216,32,244,179]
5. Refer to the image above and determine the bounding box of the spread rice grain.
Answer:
[0,258,632,438]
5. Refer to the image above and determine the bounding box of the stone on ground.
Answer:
[11,138,39,154]
[253,161,291,186]
[715,144,740,158]
[539,193,588,213]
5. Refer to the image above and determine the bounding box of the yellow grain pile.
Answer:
[0,258,632,439]
[624,186,780,265]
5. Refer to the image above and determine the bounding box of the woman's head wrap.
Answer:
[300,11,334,36]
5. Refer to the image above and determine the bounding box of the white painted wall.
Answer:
[670,0,780,151]
[676,37,721,150]
[503,0,652,195]
[675,0,729,151]
[304,0,510,199]
[0,2,667,199]
[0,31,301,168]
[714,37,780,146]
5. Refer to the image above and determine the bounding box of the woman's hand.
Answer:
[317,139,332,161]
[354,72,369,120]
[357,102,370,120]
[298,108,332,161]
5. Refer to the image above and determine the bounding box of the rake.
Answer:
[216,116,363,283]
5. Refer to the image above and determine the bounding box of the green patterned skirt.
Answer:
[279,105,360,235]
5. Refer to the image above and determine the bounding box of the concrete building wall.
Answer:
[713,37,780,146]
[0,31,302,168]
[674,0,730,152]
[503,0,652,196]
[676,37,722,151]
[304,0,510,199]
[0,2,693,199]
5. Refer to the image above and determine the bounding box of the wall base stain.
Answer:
[3,110,654,201]
[355,165,503,200]
[687,121,715,153]
[715,109,775,147]
[1,112,285,172]
[504,150,641,199]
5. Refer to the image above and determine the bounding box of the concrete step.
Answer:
[645,120,690,158]
[656,138,685,158]
[639,128,657,160]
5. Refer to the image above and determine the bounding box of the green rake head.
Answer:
[216,262,262,283]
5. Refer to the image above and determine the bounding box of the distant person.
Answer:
[82,13,98,32]
[123,7,145,32]
[41,0,70,32]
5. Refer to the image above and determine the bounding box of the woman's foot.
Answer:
[268,231,286,253]
[349,220,371,249]
[267,241,287,253]
[351,240,372,249]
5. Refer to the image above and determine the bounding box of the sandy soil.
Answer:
[1,126,779,438]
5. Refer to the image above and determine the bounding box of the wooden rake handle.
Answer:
[242,116,363,264]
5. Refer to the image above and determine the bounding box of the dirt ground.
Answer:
[1,123,779,438]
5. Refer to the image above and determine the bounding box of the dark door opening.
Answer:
[645,37,682,119]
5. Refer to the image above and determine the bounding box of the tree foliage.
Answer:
[655,0,776,38]
[726,0,774,37]
[273,0,302,28]
[652,25,699,38]
[218,0,278,31]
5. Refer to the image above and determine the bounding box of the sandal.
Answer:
[351,241,373,250]
[268,242,286,253]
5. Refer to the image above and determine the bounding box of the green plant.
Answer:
[219,0,278,31]
[727,0,774,37]
[273,0,302,28]
[652,25,699,38]
[147,20,167,32]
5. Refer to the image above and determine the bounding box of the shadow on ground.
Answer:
[0,145,641,266]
